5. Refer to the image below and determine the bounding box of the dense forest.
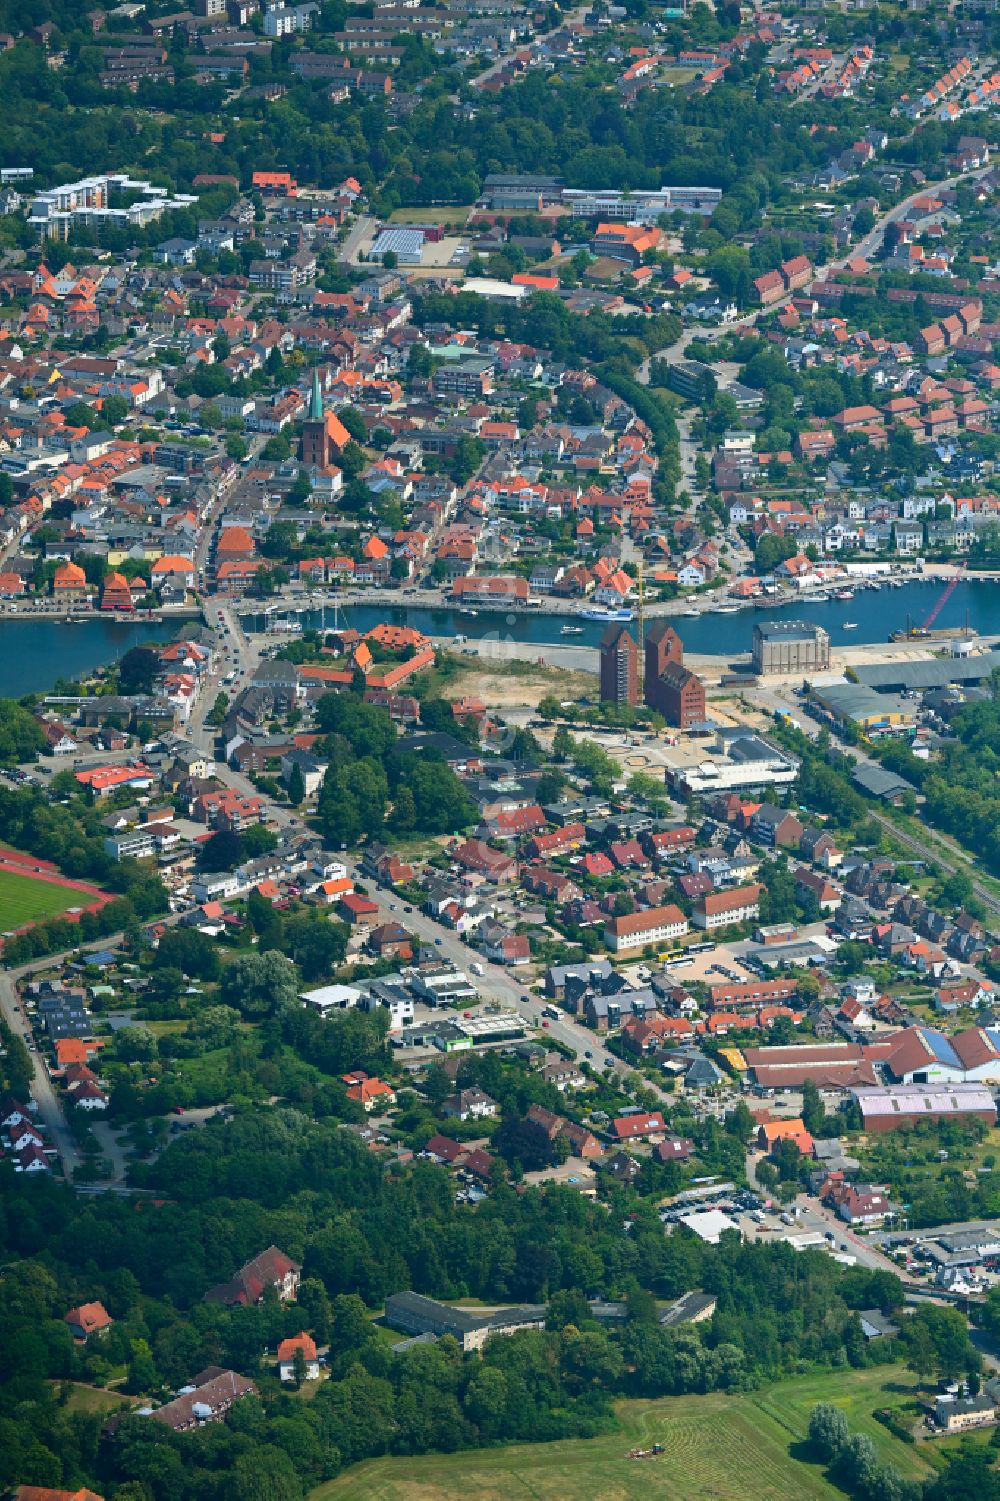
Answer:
[872,682,1000,875]
[0,0,970,247]
[1,1099,969,1499]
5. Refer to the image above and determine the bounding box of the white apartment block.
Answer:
[604,904,689,953]
[28,174,197,240]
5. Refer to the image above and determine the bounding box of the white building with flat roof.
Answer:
[300,983,362,1013]
[28,173,197,240]
[561,186,722,221]
[677,1209,742,1244]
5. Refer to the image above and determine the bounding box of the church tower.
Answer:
[301,368,329,469]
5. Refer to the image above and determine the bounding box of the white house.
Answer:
[277,1332,320,1382]
[443,1087,498,1121]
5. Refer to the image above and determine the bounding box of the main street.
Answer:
[821,163,995,275]
[337,213,377,267]
[339,855,629,1077]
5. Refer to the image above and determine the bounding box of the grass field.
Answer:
[314,1367,931,1501]
[750,1366,929,1483]
[0,868,84,927]
[50,1381,136,1415]
[389,205,475,225]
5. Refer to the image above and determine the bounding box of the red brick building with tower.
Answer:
[643,621,705,727]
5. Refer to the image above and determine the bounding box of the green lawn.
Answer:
[313,1367,930,1501]
[0,869,84,928]
[389,206,475,225]
[50,1381,138,1415]
[750,1365,929,1483]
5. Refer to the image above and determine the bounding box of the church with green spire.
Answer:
[301,368,352,470]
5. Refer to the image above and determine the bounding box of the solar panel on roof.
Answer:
[920,1028,961,1068]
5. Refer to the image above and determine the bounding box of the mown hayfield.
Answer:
[312,1366,931,1501]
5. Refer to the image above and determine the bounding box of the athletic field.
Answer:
[0,868,84,928]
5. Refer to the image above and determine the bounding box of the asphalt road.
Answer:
[469,2,590,89]
[0,964,82,1178]
[337,214,377,267]
[822,163,995,274]
[343,861,628,1076]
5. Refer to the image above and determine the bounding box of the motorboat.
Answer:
[578,606,634,621]
[842,621,858,630]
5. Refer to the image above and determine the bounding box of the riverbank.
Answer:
[0,605,201,624]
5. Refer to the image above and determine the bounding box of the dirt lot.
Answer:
[446,662,596,710]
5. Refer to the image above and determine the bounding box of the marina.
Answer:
[239,576,1000,660]
[3,577,999,702]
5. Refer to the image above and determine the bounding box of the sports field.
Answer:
[0,868,83,927]
[313,1367,930,1501]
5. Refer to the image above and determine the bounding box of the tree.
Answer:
[220,951,300,1019]
[801,1079,825,1137]
[535,768,567,805]
[125,1337,158,1394]
[287,762,305,807]
[284,912,349,981]
[833,1433,881,1496]
[241,824,277,858]
[154,928,220,981]
[397,756,474,834]
[315,694,395,758]
[908,1305,974,1383]
[926,1449,1000,1501]
[0,700,45,765]
[225,1447,304,1501]
[101,395,130,426]
[495,1115,565,1172]
[808,1402,849,1461]
[339,405,368,444]
[903,1316,937,1383]
[755,532,797,574]
[118,646,161,694]
[724,1100,754,1142]
[64,400,100,429]
[207,692,229,726]
[197,828,244,871]
[464,1365,508,1439]
[147,965,184,1007]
